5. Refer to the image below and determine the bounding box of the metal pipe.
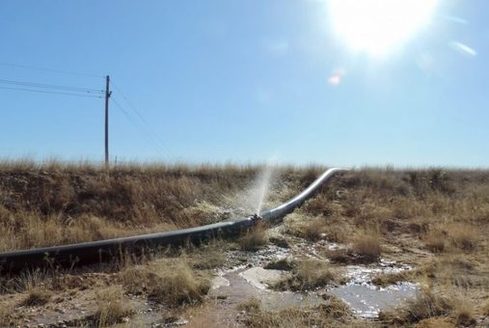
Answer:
[0,168,347,272]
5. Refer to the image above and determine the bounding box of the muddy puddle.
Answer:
[330,260,418,318]
[210,245,324,311]
[212,242,419,319]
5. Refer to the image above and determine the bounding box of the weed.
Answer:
[414,317,456,328]
[0,302,16,326]
[453,299,476,326]
[264,258,295,271]
[275,260,337,291]
[423,230,446,253]
[191,242,227,270]
[0,162,259,251]
[92,285,134,327]
[351,232,382,262]
[447,224,479,251]
[120,258,210,307]
[268,236,290,248]
[379,289,454,325]
[371,271,411,287]
[239,223,268,251]
[482,300,489,316]
[20,287,52,306]
[238,295,354,328]
[237,298,261,312]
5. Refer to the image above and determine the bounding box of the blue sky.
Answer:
[0,0,487,167]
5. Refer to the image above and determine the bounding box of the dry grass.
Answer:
[307,168,489,324]
[446,223,479,251]
[239,223,269,251]
[351,231,382,262]
[452,298,476,326]
[424,224,479,253]
[379,289,453,325]
[20,287,52,306]
[264,258,295,271]
[274,259,338,291]
[190,241,227,270]
[371,270,411,287]
[414,317,456,328]
[0,161,260,251]
[300,217,329,241]
[482,300,489,316]
[379,289,476,326]
[284,213,350,243]
[237,297,262,312]
[423,230,447,253]
[0,302,16,327]
[120,258,210,307]
[371,255,477,288]
[1,163,489,325]
[326,231,381,265]
[238,295,356,328]
[92,285,134,327]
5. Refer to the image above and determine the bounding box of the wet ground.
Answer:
[330,261,418,318]
[202,226,420,324]
[8,224,420,327]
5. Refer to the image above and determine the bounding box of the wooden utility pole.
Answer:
[104,75,111,166]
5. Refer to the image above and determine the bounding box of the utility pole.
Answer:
[104,75,111,167]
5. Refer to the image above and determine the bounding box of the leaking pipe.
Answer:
[0,168,347,272]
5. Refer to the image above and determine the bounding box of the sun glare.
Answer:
[327,0,439,57]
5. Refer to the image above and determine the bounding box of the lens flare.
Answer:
[327,0,439,57]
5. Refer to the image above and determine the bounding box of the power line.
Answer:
[110,81,172,158]
[111,81,148,124]
[0,62,104,78]
[111,97,132,120]
[0,68,170,160]
[111,95,170,157]
[0,85,103,98]
[111,96,169,155]
[0,78,104,94]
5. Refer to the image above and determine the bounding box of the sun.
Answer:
[327,0,439,57]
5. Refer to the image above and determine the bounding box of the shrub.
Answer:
[20,287,52,307]
[238,296,351,328]
[380,289,453,325]
[453,299,476,326]
[264,258,295,271]
[120,259,210,307]
[239,223,268,251]
[0,302,16,326]
[423,231,446,253]
[351,233,381,262]
[92,286,134,327]
[447,224,478,251]
[275,260,336,291]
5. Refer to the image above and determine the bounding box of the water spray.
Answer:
[0,167,348,272]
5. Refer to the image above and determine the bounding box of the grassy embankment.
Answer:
[0,161,488,327]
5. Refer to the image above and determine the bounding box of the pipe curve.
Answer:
[0,167,348,272]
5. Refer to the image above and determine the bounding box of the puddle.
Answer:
[330,259,418,318]
[330,282,418,318]
[225,244,291,268]
[210,266,324,311]
[291,238,347,261]
[213,239,419,319]
[211,276,231,290]
[239,267,285,290]
[210,244,324,311]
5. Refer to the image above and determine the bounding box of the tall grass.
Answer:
[0,161,263,251]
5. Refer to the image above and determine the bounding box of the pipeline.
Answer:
[0,168,347,272]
